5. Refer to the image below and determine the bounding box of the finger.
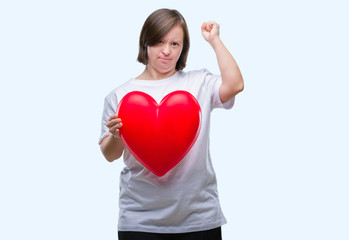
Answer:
[115,129,120,136]
[109,127,121,137]
[205,21,215,31]
[109,126,117,135]
[109,122,123,132]
[106,118,122,127]
[111,118,122,124]
[207,21,219,31]
[106,119,116,128]
[206,23,211,31]
[108,114,118,121]
[212,23,220,31]
[202,22,212,32]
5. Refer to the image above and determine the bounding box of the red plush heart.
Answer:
[116,91,202,177]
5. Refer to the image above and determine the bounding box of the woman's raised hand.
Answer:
[201,21,220,44]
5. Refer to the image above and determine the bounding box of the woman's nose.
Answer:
[161,44,171,55]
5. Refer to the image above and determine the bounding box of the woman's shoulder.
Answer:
[180,68,212,77]
[103,79,134,102]
[177,68,215,82]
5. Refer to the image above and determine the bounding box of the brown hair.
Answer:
[137,9,190,71]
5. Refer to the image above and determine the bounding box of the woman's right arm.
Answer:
[100,115,125,162]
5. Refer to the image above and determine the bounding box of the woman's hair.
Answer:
[137,9,190,71]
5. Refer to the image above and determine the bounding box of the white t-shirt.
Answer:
[99,69,235,233]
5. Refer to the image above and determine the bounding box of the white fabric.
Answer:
[99,69,235,233]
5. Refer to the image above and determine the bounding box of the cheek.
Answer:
[147,46,157,59]
[175,48,183,61]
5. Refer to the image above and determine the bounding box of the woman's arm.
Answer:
[201,22,244,103]
[100,115,125,162]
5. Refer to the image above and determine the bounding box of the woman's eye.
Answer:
[172,42,179,46]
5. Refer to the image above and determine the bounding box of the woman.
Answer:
[99,8,243,240]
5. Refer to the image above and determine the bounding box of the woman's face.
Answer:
[147,25,184,75]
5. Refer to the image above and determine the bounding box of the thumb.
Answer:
[201,22,207,31]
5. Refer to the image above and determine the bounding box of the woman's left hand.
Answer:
[201,21,220,44]
[201,21,244,103]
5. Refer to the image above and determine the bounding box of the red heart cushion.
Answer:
[116,90,202,176]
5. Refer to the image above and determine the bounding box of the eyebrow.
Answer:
[161,37,183,43]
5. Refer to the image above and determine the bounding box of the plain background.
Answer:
[1,0,348,239]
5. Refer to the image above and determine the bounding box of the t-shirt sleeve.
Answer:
[201,68,235,110]
[98,93,118,145]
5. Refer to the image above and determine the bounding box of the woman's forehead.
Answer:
[161,25,184,41]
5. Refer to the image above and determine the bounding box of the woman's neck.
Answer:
[136,66,177,80]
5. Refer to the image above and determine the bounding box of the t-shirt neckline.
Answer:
[129,71,181,86]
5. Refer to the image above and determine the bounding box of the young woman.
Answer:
[99,8,244,240]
